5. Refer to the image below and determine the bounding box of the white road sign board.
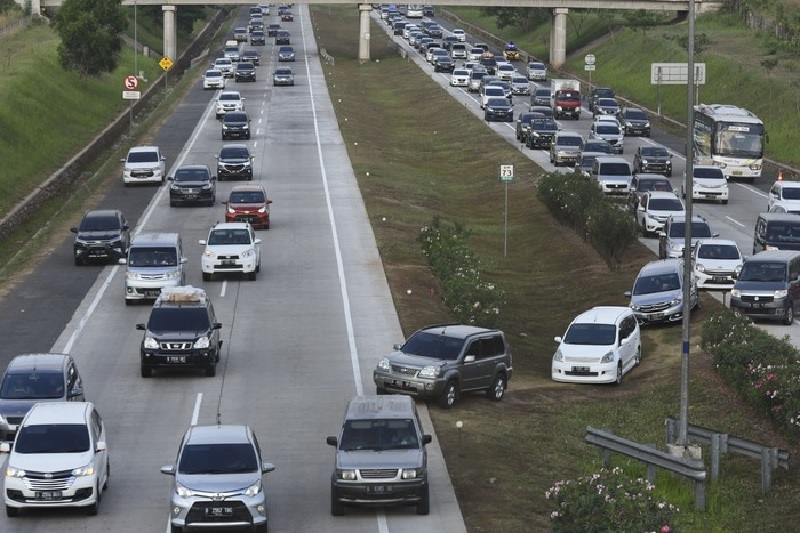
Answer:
[651,63,706,85]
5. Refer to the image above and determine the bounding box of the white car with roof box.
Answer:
[551,306,641,384]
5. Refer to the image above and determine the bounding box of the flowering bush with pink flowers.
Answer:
[701,310,800,441]
[545,467,679,532]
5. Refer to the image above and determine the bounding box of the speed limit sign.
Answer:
[124,75,138,90]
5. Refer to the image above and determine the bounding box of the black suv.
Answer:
[373,324,513,409]
[168,164,217,207]
[0,353,85,441]
[221,111,251,141]
[526,117,559,149]
[617,106,650,136]
[216,144,254,181]
[70,209,130,266]
[234,61,256,82]
[241,50,260,65]
[136,287,223,378]
[633,145,673,177]
[275,30,290,45]
[250,30,266,46]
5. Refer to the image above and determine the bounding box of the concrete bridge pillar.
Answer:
[358,3,371,63]
[30,0,41,16]
[163,5,176,63]
[550,8,568,68]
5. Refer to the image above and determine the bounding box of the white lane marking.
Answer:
[300,7,363,396]
[737,182,768,198]
[378,513,390,533]
[63,265,119,354]
[220,279,227,298]
[725,216,746,228]
[191,393,203,426]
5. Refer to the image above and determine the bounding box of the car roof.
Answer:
[176,164,211,171]
[667,214,707,223]
[758,212,800,221]
[640,258,683,275]
[748,249,800,261]
[230,184,266,194]
[221,143,249,150]
[130,232,180,247]
[219,90,241,97]
[646,191,681,200]
[6,353,70,373]
[572,306,632,325]
[185,424,253,445]
[129,146,159,153]
[776,180,800,189]
[345,395,416,420]
[23,402,94,426]
[696,238,737,247]
[596,156,629,164]
[84,209,121,218]
[212,222,251,230]
[635,174,670,181]
[556,131,583,139]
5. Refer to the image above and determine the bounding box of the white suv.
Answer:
[199,222,261,281]
[767,179,800,214]
[121,145,166,186]
[1,402,109,516]
[215,90,245,119]
[213,57,234,78]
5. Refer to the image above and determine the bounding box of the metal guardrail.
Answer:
[320,47,335,66]
[665,417,789,494]
[585,426,707,510]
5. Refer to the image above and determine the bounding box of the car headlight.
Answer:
[644,121,650,127]
[625,121,633,127]
[600,351,614,364]
[127,271,139,280]
[418,365,440,379]
[222,124,230,130]
[72,463,95,477]
[163,271,179,280]
[245,478,262,497]
[669,298,682,307]
[336,469,357,480]
[731,289,741,297]
[170,183,180,190]
[735,265,743,276]
[258,206,267,213]
[666,161,672,167]
[194,336,211,349]
[227,206,235,214]
[376,357,391,371]
[696,263,706,273]
[143,337,159,349]
[401,468,424,479]
[750,163,762,170]
[176,482,194,498]
[201,183,212,190]
[670,243,682,251]
[552,349,563,362]
[240,248,256,259]
[775,290,788,298]
[204,249,217,258]
[6,466,25,478]
[640,159,649,165]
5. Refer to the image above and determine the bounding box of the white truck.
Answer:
[551,79,581,120]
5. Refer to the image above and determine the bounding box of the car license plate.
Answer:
[222,259,236,265]
[712,276,728,282]
[204,507,233,517]
[733,170,742,176]
[572,366,590,373]
[184,194,196,200]
[368,485,392,493]
[145,290,160,298]
[168,356,186,363]
[649,313,664,320]
[35,491,62,500]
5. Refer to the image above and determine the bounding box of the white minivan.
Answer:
[1,402,109,516]
[119,232,186,304]
[121,145,166,186]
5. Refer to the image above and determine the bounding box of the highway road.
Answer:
[377,12,800,348]
[0,5,466,533]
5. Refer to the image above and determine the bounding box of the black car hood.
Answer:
[733,281,786,291]
[173,180,211,187]
[219,157,250,164]
[224,121,249,128]
[146,329,209,340]
[77,230,121,241]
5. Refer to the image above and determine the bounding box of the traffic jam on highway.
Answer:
[0,2,791,531]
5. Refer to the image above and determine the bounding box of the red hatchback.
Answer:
[222,184,272,229]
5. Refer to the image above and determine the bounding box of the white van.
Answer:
[121,145,166,186]
[119,233,186,304]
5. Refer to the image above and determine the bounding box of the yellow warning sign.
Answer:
[159,56,174,71]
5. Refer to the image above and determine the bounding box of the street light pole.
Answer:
[134,0,138,78]
[679,0,697,449]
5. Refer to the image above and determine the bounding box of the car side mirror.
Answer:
[70,227,79,233]
[712,233,720,238]
[118,258,127,265]
[267,199,273,204]
[136,323,146,330]
[553,336,562,343]
[464,355,476,363]
[68,385,83,399]
[326,436,338,446]
[221,200,229,205]
[262,462,275,474]
[96,441,107,452]
[199,240,207,245]
[123,225,130,231]
[254,239,262,245]
[214,155,219,160]
[168,177,174,181]
[0,442,9,453]
[213,323,222,330]
[623,291,632,298]
[160,465,176,476]
[180,257,188,264]
[422,435,432,445]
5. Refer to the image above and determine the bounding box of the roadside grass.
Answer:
[447,7,800,166]
[312,5,800,532]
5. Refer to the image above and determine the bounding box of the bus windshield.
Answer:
[714,122,764,159]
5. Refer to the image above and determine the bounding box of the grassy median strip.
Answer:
[311,5,799,531]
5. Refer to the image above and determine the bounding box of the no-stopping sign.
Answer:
[124,75,138,90]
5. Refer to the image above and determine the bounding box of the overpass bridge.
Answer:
[26,0,723,68]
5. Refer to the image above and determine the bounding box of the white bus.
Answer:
[693,103,766,183]
[407,4,423,17]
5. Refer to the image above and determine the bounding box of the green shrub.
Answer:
[546,467,679,532]
[418,217,505,328]
[586,203,641,268]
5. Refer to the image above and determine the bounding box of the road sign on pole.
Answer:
[584,55,595,85]
[122,90,141,100]
[124,75,138,90]
[498,164,514,257]
[499,164,514,182]
[159,56,174,72]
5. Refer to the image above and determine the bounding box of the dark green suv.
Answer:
[373,324,513,409]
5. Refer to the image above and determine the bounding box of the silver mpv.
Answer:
[161,425,275,532]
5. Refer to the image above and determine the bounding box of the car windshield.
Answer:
[237,64,254,71]
[402,331,464,360]
[208,228,252,245]
[275,69,292,75]
[584,142,611,153]
[230,191,265,204]
[694,168,725,180]
[148,307,210,332]
[668,222,713,238]
[640,147,668,157]
[15,424,90,454]
[220,147,249,159]
[563,323,616,346]
[649,198,683,211]
[485,88,505,97]
[206,70,222,77]
[535,89,551,97]
[487,98,509,107]
[697,244,740,260]
[512,77,527,84]
[175,167,211,181]
[639,179,672,192]
[738,262,787,282]
[279,47,293,53]
[559,137,583,147]
[219,94,240,102]
[634,273,681,295]
[215,59,231,66]
[128,247,177,267]
[533,119,558,131]
[79,215,120,232]
[767,222,800,242]
[339,419,418,451]
[128,151,158,163]
[598,98,617,106]
[530,63,544,70]
[625,109,647,120]
[601,163,631,176]
[596,125,620,135]
[178,443,258,474]
[0,371,64,400]
[594,88,614,98]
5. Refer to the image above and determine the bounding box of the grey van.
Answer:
[624,258,699,324]
[730,250,800,325]
[119,233,186,304]
[326,395,432,516]
[752,212,800,255]
[591,156,633,195]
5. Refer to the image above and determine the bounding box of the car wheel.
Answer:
[641,220,648,237]
[487,374,506,402]
[255,522,268,533]
[86,489,99,515]
[330,487,344,516]
[202,272,211,282]
[170,201,176,207]
[141,366,152,378]
[248,271,257,281]
[785,304,794,326]
[74,257,84,266]
[170,525,183,533]
[416,483,430,515]
[125,299,133,306]
[439,381,458,409]
[103,460,110,490]
[206,364,217,377]
[614,362,623,385]
[722,199,729,205]
[634,346,641,367]
[6,506,18,517]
